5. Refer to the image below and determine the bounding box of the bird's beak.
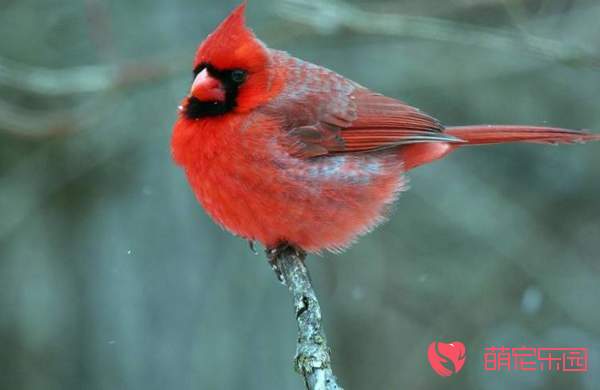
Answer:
[190,69,225,102]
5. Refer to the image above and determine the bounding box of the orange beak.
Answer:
[190,69,226,102]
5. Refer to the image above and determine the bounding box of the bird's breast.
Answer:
[173,114,407,252]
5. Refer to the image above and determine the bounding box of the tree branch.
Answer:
[276,0,600,68]
[269,246,343,390]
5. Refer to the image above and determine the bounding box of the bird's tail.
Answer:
[400,125,599,171]
[445,125,600,145]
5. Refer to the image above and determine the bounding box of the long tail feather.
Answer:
[400,125,599,171]
[445,125,600,145]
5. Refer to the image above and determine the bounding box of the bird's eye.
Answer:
[230,70,247,84]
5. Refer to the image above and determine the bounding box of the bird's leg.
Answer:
[247,239,258,255]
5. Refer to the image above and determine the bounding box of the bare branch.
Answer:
[0,53,184,138]
[277,0,600,68]
[0,96,110,139]
[0,53,184,96]
[269,246,343,390]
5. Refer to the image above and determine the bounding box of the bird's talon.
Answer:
[266,243,306,283]
[248,240,258,255]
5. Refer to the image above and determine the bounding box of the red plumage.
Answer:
[171,3,599,253]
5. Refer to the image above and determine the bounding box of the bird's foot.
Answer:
[266,243,306,283]
[247,240,258,255]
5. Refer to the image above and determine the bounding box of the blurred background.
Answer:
[1,0,599,389]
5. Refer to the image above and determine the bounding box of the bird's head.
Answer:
[181,2,278,120]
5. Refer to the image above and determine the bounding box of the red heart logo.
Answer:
[428,341,467,377]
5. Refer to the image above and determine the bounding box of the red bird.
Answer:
[172,3,599,254]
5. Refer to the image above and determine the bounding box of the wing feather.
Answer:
[334,90,461,153]
[265,52,461,158]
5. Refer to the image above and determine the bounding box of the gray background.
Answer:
[1,0,599,389]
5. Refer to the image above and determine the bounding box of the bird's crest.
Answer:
[194,2,267,72]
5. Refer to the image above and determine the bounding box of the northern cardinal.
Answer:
[172,3,599,254]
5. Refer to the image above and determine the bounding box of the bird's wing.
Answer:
[269,69,462,158]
